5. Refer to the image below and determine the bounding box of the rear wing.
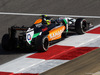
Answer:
[8,26,29,38]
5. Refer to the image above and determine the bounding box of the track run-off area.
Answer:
[0,0,100,75]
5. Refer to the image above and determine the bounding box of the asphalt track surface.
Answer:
[0,0,100,74]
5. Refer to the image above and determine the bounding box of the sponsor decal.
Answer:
[27,34,31,41]
[49,27,65,40]
[42,27,48,32]
[26,29,34,45]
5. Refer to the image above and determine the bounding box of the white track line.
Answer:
[0,12,100,18]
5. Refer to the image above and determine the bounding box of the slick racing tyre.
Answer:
[35,35,49,52]
[75,18,89,34]
[1,34,16,51]
[62,31,67,38]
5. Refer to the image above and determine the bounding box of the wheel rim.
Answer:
[43,38,49,51]
[82,20,87,32]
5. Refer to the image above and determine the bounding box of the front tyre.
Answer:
[75,18,89,34]
[35,35,49,52]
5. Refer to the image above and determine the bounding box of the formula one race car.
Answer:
[1,15,92,52]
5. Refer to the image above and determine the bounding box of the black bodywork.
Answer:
[7,22,62,50]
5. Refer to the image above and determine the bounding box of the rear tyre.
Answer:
[1,34,16,51]
[35,35,49,52]
[75,18,89,34]
[62,32,67,38]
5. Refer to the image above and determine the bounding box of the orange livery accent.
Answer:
[48,26,65,41]
[34,19,42,24]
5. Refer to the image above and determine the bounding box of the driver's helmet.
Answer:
[45,17,52,25]
[41,15,52,25]
[46,19,51,25]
